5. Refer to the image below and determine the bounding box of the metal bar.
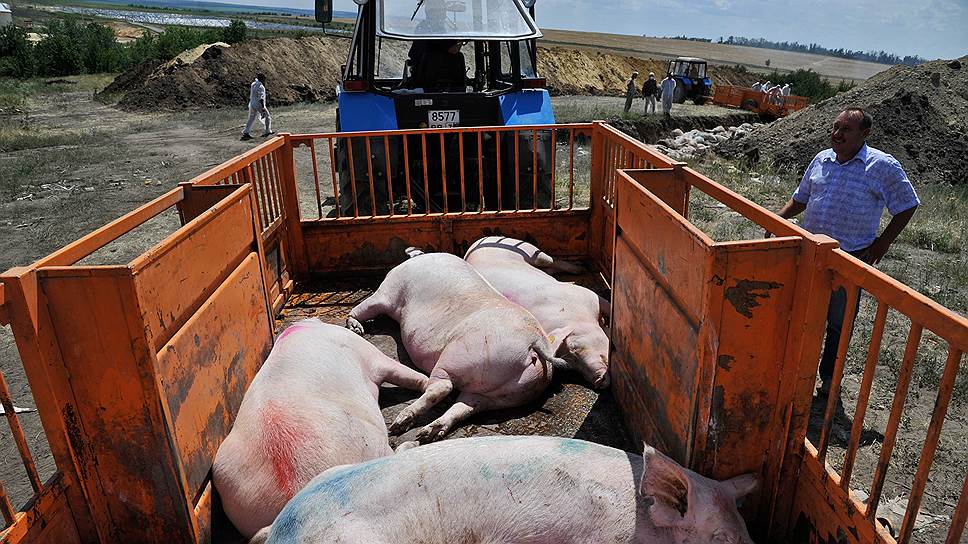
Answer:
[262,155,279,222]
[440,133,449,214]
[365,137,377,217]
[267,152,283,220]
[550,128,556,210]
[458,133,466,213]
[384,135,394,216]
[514,129,521,211]
[327,137,340,219]
[347,137,360,218]
[842,302,889,489]
[818,284,861,461]
[0,371,41,492]
[496,131,503,212]
[946,471,968,543]
[309,140,323,219]
[867,322,923,517]
[421,134,430,214]
[477,131,484,213]
[403,136,413,215]
[250,162,270,228]
[532,128,538,211]
[289,122,594,140]
[898,347,963,543]
[569,129,575,210]
[0,479,14,527]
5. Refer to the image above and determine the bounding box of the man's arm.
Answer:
[862,205,917,264]
[764,198,806,238]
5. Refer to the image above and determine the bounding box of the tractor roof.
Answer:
[375,0,542,41]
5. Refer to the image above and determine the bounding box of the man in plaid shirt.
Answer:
[774,108,920,396]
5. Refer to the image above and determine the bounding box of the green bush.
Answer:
[0,24,35,77]
[222,20,247,44]
[0,17,252,79]
[763,68,856,103]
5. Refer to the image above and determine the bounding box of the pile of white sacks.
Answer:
[651,122,765,161]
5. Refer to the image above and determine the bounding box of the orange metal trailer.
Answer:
[0,123,965,544]
[713,84,810,118]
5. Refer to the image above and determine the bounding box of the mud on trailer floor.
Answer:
[275,272,637,453]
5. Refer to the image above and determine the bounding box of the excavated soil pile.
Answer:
[104,36,354,110]
[537,45,756,96]
[102,37,757,110]
[719,56,968,184]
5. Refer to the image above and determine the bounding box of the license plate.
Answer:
[428,110,459,128]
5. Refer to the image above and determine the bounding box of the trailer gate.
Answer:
[0,123,965,544]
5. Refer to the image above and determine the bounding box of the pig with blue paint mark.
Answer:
[212,319,429,538]
[346,249,570,443]
[465,236,611,389]
[256,436,758,544]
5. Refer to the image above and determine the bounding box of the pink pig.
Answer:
[465,236,611,388]
[258,436,759,544]
[212,319,428,538]
[346,250,568,443]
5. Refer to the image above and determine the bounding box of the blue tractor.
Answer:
[669,57,712,105]
[316,0,555,215]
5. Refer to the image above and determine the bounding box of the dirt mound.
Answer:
[537,45,756,96]
[102,36,758,111]
[103,36,351,110]
[718,56,968,184]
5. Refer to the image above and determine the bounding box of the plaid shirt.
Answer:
[793,144,920,252]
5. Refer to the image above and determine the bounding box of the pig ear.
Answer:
[639,443,691,526]
[547,327,573,357]
[720,473,758,505]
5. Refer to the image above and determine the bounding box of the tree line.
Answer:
[0,16,248,78]
[717,36,925,66]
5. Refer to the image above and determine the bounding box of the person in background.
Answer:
[241,73,274,141]
[762,80,772,93]
[769,108,919,398]
[660,72,676,116]
[624,71,639,114]
[752,81,762,92]
[782,83,791,96]
[642,72,658,115]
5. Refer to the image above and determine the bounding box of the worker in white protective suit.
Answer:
[241,73,274,141]
[659,73,676,116]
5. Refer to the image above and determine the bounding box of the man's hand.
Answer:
[860,237,891,264]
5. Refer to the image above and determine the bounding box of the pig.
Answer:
[345,250,569,443]
[259,435,759,544]
[465,236,611,388]
[212,319,429,538]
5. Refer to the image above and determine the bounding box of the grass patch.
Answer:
[0,125,105,152]
[0,74,119,109]
[554,100,653,124]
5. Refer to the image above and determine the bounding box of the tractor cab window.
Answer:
[377,0,541,40]
[688,63,705,79]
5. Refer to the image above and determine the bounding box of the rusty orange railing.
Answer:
[289,124,595,219]
[795,248,968,544]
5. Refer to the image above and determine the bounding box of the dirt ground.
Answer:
[1,77,965,542]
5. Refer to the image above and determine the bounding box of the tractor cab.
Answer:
[317,0,555,215]
[669,57,712,105]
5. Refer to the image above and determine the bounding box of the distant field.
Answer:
[541,29,890,83]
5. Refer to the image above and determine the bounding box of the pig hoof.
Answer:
[345,317,365,335]
[416,422,448,443]
[389,409,415,434]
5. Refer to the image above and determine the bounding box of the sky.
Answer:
[274,0,968,60]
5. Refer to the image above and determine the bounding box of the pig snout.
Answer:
[581,356,610,389]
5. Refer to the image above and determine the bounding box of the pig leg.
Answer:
[377,360,429,392]
[529,250,585,275]
[346,293,390,335]
[387,377,453,434]
[415,391,489,443]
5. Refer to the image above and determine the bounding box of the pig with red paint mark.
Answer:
[346,250,570,444]
[465,236,611,389]
[256,436,758,544]
[212,319,429,538]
